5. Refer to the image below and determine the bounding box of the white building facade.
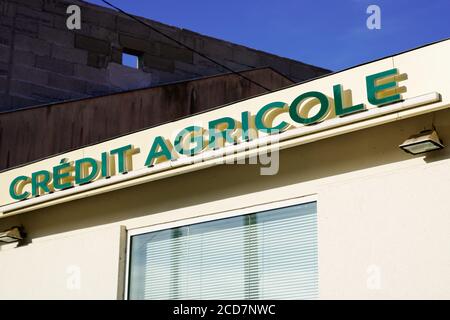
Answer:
[0,40,449,299]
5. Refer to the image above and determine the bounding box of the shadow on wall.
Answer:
[1,108,449,240]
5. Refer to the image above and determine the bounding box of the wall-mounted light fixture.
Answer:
[399,129,444,155]
[0,227,25,244]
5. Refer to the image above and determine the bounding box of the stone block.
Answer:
[0,26,12,46]
[82,6,117,30]
[158,42,193,64]
[39,25,74,47]
[107,62,153,90]
[199,40,233,62]
[74,64,109,83]
[8,94,43,109]
[85,82,116,96]
[52,44,87,64]
[0,75,7,93]
[0,1,15,18]
[111,47,122,64]
[75,34,110,55]
[16,5,53,27]
[42,0,68,15]
[220,60,249,73]
[192,55,217,69]
[288,61,323,82]
[117,16,152,39]
[14,16,39,36]
[12,50,36,66]
[52,14,68,30]
[0,62,8,76]
[142,53,174,72]
[87,52,109,69]
[231,46,259,68]
[0,44,10,63]
[0,16,14,28]
[35,55,74,75]
[11,64,49,85]
[119,34,156,54]
[89,24,118,43]
[149,69,186,85]
[176,29,198,49]
[47,72,87,92]
[9,80,76,102]
[9,0,43,10]
[174,60,218,77]
[259,55,291,76]
[0,93,11,111]
[14,34,51,56]
[148,19,180,38]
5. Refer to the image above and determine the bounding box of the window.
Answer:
[122,51,141,69]
[127,201,318,300]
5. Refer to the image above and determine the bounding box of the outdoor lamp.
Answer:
[0,227,24,244]
[399,129,444,155]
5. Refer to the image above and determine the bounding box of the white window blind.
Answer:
[128,201,317,300]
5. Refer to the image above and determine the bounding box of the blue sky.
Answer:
[86,0,449,71]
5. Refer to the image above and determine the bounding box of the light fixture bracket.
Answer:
[0,226,25,244]
[399,129,444,155]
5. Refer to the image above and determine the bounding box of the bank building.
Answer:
[0,0,448,300]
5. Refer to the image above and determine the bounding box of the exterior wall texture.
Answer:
[0,40,448,299]
[0,0,329,111]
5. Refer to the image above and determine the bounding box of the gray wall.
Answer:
[0,0,330,111]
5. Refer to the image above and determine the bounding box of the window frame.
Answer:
[121,48,144,69]
[124,194,318,300]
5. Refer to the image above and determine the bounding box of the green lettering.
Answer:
[53,159,74,190]
[9,175,31,200]
[289,91,329,125]
[174,126,205,156]
[145,136,173,167]
[255,101,289,133]
[366,68,401,106]
[208,117,236,149]
[101,152,110,177]
[333,84,365,116]
[31,170,52,197]
[75,158,99,185]
[110,144,132,174]
[241,111,252,141]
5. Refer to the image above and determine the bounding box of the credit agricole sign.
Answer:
[8,68,412,201]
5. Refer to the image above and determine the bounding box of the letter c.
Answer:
[255,101,290,134]
[9,175,31,200]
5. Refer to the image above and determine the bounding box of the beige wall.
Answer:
[0,225,125,299]
[0,109,449,299]
[0,40,449,299]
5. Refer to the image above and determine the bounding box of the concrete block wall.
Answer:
[0,0,330,111]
